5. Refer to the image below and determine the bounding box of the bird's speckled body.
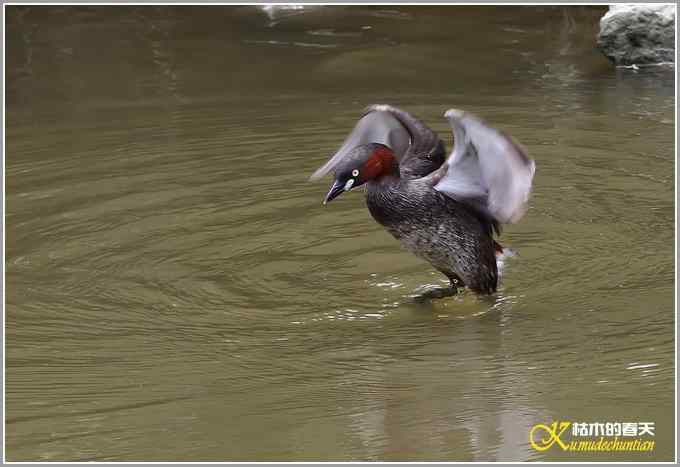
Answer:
[365,173,498,294]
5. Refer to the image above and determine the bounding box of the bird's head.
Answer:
[322,143,397,204]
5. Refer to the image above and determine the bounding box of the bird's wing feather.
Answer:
[366,105,446,179]
[309,108,410,181]
[434,109,535,224]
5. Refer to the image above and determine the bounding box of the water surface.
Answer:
[5,6,675,461]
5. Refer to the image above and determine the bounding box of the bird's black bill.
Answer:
[323,179,346,205]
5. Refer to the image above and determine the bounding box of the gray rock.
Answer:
[597,4,675,65]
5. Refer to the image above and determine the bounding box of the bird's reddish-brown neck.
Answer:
[362,147,397,180]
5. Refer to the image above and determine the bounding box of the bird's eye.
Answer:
[352,169,359,177]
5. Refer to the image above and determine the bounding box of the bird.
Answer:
[310,105,535,295]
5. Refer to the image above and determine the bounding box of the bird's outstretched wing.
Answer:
[365,105,446,179]
[309,107,409,181]
[433,109,535,224]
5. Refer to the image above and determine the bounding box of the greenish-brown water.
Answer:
[5,6,675,462]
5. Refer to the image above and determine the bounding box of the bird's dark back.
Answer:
[398,139,447,180]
